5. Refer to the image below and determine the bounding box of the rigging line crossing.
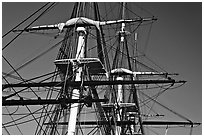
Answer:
[3,105,46,126]
[55,110,63,135]
[4,106,19,116]
[2,2,50,38]
[3,70,60,99]
[2,56,39,98]
[21,71,60,84]
[89,25,158,73]
[42,104,107,134]
[3,70,61,100]
[2,109,55,116]
[135,3,155,17]
[40,104,61,134]
[45,69,59,100]
[4,39,62,79]
[44,104,60,134]
[98,24,159,72]
[144,54,168,73]
[76,104,86,135]
[118,2,142,19]
[102,3,118,24]
[145,85,173,117]
[2,124,11,135]
[4,103,47,134]
[2,72,26,82]
[136,86,169,115]
[2,76,22,99]
[37,105,57,134]
[96,3,111,72]
[3,110,54,129]
[3,71,60,86]
[125,21,166,73]
[35,80,58,134]
[62,56,72,97]
[87,125,100,135]
[5,106,23,135]
[140,84,172,107]
[2,2,56,50]
[139,90,193,123]
[140,101,161,117]
[93,101,106,134]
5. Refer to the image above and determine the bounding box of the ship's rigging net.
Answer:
[2,2,200,135]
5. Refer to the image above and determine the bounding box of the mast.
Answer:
[116,76,123,134]
[115,2,144,134]
[67,27,86,135]
[2,2,201,135]
[115,2,127,135]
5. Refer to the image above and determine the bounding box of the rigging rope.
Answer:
[141,84,172,107]
[3,95,47,134]
[2,2,56,50]
[2,3,50,38]
[144,54,168,73]
[88,25,158,73]
[139,90,193,123]
[3,104,44,126]
[143,21,153,54]
[145,85,172,120]
[135,3,155,17]
[3,71,59,85]
[2,124,11,135]
[118,2,142,18]
[3,70,61,100]
[42,67,64,135]
[5,106,23,134]
[3,55,41,98]
[4,39,62,79]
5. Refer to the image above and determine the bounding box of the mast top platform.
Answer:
[54,58,106,75]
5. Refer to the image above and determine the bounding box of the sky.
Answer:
[2,2,202,135]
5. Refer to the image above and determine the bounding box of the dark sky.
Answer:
[2,2,202,135]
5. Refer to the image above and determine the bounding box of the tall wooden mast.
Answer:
[2,2,200,135]
[67,27,86,135]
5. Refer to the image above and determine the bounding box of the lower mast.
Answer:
[67,27,86,135]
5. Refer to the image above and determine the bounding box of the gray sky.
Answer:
[2,2,202,135]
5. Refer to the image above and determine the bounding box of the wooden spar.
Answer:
[116,76,123,135]
[67,27,86,135]
[142,121,201,126]
[43,121,201,126]
[2,98,108,106]
[13,17,157,33]
[2,80,186,90]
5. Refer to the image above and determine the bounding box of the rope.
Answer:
[139,90,193,123]
[3,104,45,126]
[5,106,23,134]
[2,2,56,50]
[143,21,153,54]
[2,124,11,135]
[118,2,142,18]
[2,3,50,38]
[3,55,40,98]
[3,70,60,100]
[4,39,62,79]
[2,76,22,99]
